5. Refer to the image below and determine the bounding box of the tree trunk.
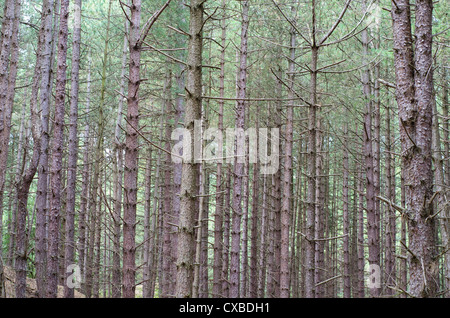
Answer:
[357,144,365,298]
[385,103,397,295]
[250,107,260,298]
[162,70,173,298]
[230,0,249,299]
[222,168,231,298]
[212,0,227,298]
[79,55,91,296]
[123,0,141,298]
[47,0,69,298]
[392,0,438,297]
[175,0,203,298]
[0,0,15,203]
[35,0,55,297]
[440,65,450,297]
[280,4,297,298]
[362,0,380,298]
[64,0,82,298]
[343,123,351,298]
[111,21,128,299]
[305,42,317,299]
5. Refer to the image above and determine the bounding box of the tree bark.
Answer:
[0,0,15,201]
[162,70,174,298]
[175,0,203,298]
[385,103,397,295]
[212,0,227,298]
[343,123,351,298]
[362,0,380,298]
[391,0,438,297]
[35,0,55,297]
[280,4,297,298]
[47,0,69,298]
[78,55,91,296]
[111,31,127,300]
[230,0,249,299]
[123,0,141,298]
[64,0,82,298]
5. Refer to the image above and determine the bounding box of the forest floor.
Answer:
[2,266,85,298]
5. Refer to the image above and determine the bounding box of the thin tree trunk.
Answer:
[441,65,450,297]
[35,0,55,297]
[64,0,82,298]
[0,0,20,254]
[111,22,128,299]
[314,121,325,298]
[123,0,141,298]
[142,146,152,298]
[222,168,231,298]
[15,1,41,294]
[212,0,226,298]
[200,169,210,298]
[148,106,166,298]
[15,146,40,298]
[362,0,380,298]
[47,0,69,298]
[78,55,91,295]
[240,137,249,298]
[230,0,249,299]
[385,104,396,295]
[9,86,27,269]
[343,123,351,298]
[373,38,382,296]
[357,143,365,298]
[0,0,15,204]
[162,70,173,298]
[280,4,297,298]
[258,174,268,297]
[432,92,448,298]
[305,1,318,297]
[271,68,282,299]
[175,0,203,298]
[249,107,260,298]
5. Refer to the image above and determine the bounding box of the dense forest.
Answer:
[0,0,448,299]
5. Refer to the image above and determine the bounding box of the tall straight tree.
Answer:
[64,0,82,298]
[391,0,438,297]
[384,103,397,295]
[9,0,28,299]
[122,0,143,299]
[0,0,20,257]
[112,18,128,298]
[78,54,91,295]
[230,0,249,299]
[47,0,69,298]
[280,2,297,298]
[212,0,227,298]
[342,122,350,298]
[35,0,55,297]
[361,0,379,298]
[300,0,351,296]
[84,0,111,298]
[15,0,49,297]
[175,0,203,298]
[122,0,171,298]
[0,0,15,204]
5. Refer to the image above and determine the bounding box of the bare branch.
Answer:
[318,0,352,46]
[138,0,172,46]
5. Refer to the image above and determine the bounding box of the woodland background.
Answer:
[0,0,448,298]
